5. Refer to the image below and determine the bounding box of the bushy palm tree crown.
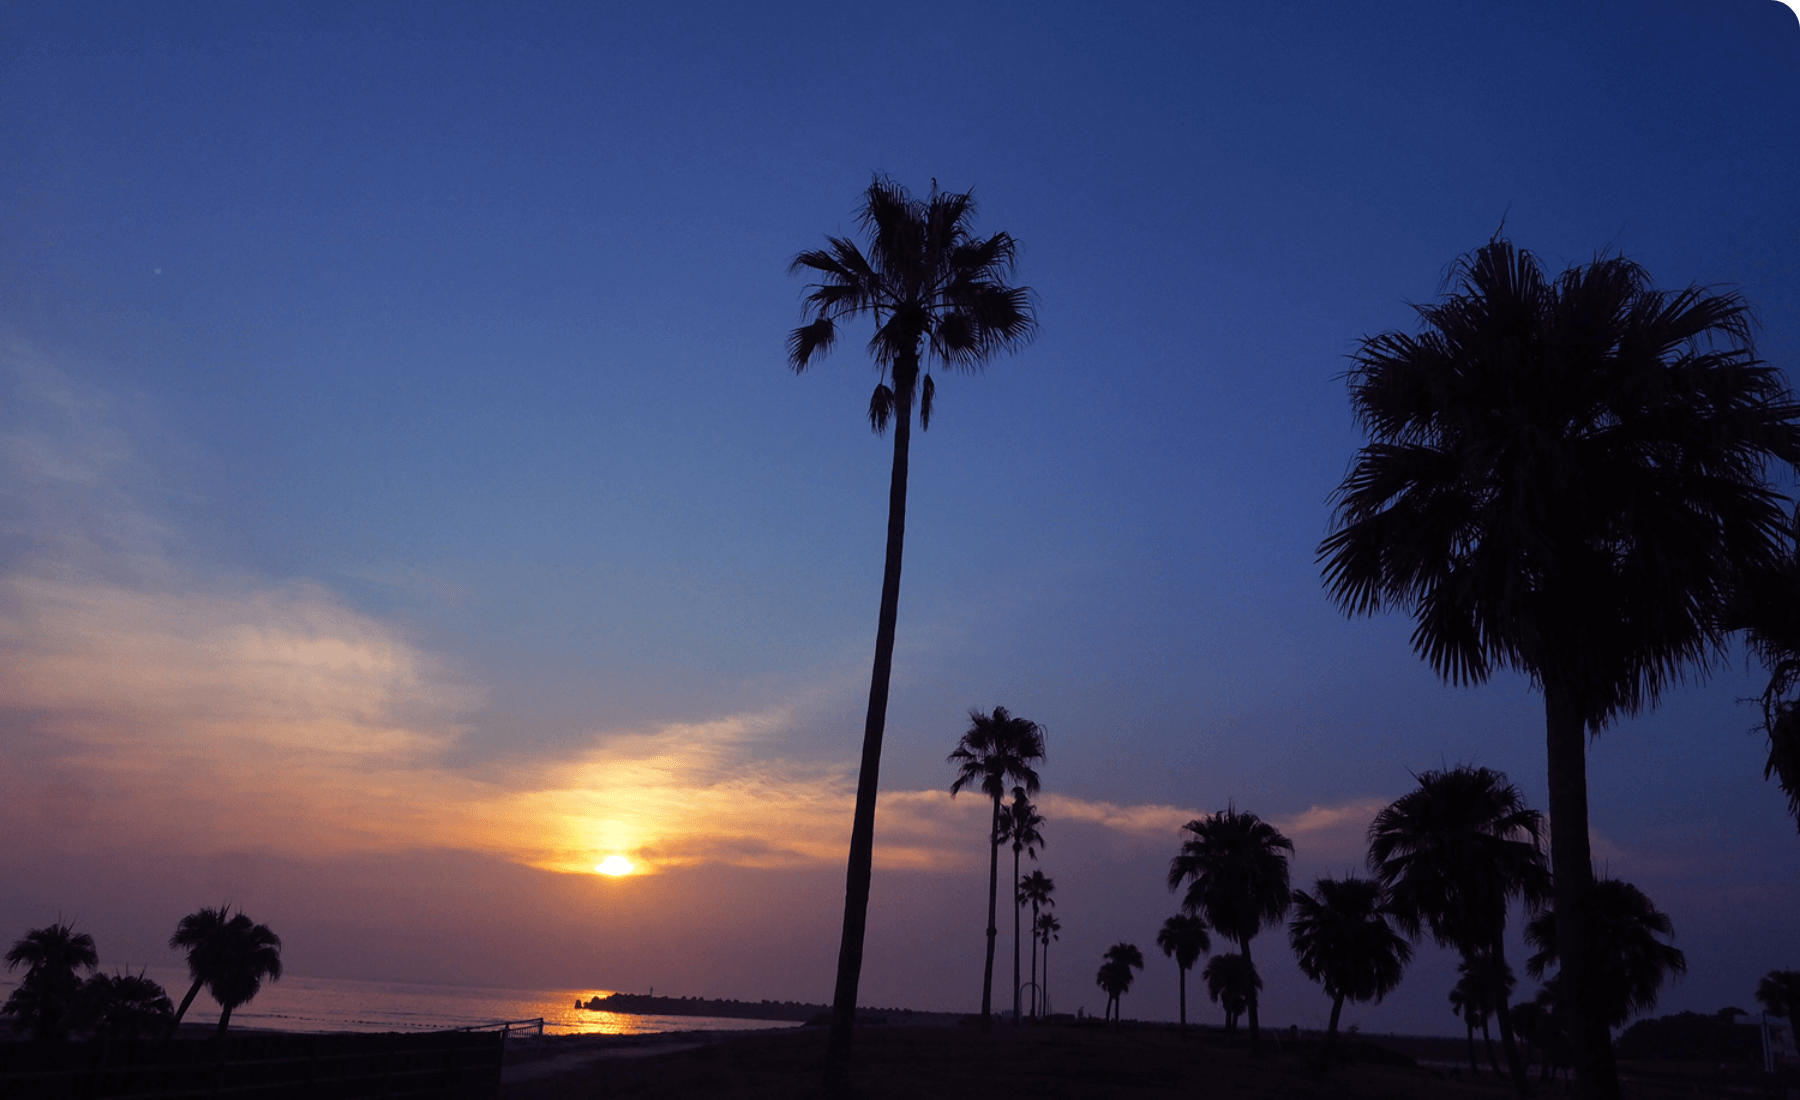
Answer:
[1525,878,1685,1029]
[1288,876,1411,1040]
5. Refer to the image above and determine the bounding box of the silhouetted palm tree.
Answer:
[1459,952,1516,1076]
[1525,878,1685,1029]
[1368,765,1545,1092]
[1734,535,1800,834]
[169,906,233,1029]
[1035,912,1060,1016]
[1018,870,1055,1017]
[1156,913,1211,1039]
[1322,238,1800,1100]
[1202,952,1259,1036]
[74,972,175,1040]
[1288,876,1412,1046]
[1095,943,1143,1026]
[949,707,1046,1032]
[1168,806,1293,1054]
[2,922,98,1042]
[791,177,1035,1067]
[1757,969,1800,1020]
[998,788,1045,1024]
[1449,971,1489,1075]
[206,916,282,1038]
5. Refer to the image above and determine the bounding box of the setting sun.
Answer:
[596,855,634,876]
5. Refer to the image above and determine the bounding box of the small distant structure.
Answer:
[1739,1013,1798,1073]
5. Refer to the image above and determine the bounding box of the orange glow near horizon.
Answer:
[596,855,634,875]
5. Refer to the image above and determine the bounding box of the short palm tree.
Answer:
[1167,806,1293,1053]
[169,906,234,1028]
[1156,913,1211,1038]
[1459,952,1517,1076]
[998,789,1046,1024]
[1202,952,1259,1036]
[1757,969,1800,1020]
[790,177,1035,1065]
[1095,943,1143,1026]
[206,917,282,1037]
[1035,912,1060,1016]
[1449,969,1491,1075]
[1287,876,1412,1046]
[1322,238,1800,1100]
[1368,765,1545,1092]
[74,971,176,1040]
[2,922,98,1042]
[1525,878,1685,1029]
[949,706,1046,1032]
[1018,870,1055,1017]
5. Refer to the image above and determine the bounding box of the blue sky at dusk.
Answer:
[3,1,1798,1034]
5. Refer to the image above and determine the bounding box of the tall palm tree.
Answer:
[206,917,282,1037]
[2,922,98,1042]
[1368,766,1544,1093]
[1321,238,1800,1100]
[1018,870,1055,1017]
[1202,952,1260,1036]
[1035,912,1060,1016]
[1156,913,1211,1039]
[1095,943,1143,1026]
[948,706,1046,1032]
[1757,969,1800,1020]
[998,788,1045,1024]
[1287,876,1412,1046]
[1167,806,1293,1054]
[790,177,1035,1066]
[1525,878,1685,1029]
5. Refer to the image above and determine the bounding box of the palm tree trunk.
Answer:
[1490,936,1534,1096]
[1467,1021,1480,1075]
[1029,902,1039,1018]
[980,794,1001,1033]
[1241,937,1262,1056]
[1011,844,1022,1024]
[171,977,204,1030]
[1179,968,1188,1039]
[1484,1017,1503,1076]
[1043,935,1050,1016]
[1327,993,1343,1045]
[826,377,914,1075]
[1545,685,1620,1100]
[215,1004,233,1038]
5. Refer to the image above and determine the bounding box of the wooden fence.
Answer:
[0,1018,540,1099]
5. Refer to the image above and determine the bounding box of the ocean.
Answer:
[0,968,799,1037]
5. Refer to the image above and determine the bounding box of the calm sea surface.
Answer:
[0,968,798,1037]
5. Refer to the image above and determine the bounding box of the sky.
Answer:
[2,0,1798,1036]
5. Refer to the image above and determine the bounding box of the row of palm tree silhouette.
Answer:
[1076,766,1690,1093]
[2,906,282,1042]
[791,176,1800,1100]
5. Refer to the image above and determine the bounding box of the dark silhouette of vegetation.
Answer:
[1449,968,1491,1075]
[1616,1009,1761,1064]
[3,921,98,1042]
[1168,806,1292,1054]
[789,176,1035,1071]
[73,971,175,1040]
[1758,969,1800,1019]
[1368,764,1546,1094]
[169,906,282,1037]
[1287,876,1411,1048]
[1456,952,1516,1076]
[1202,952,1259,1036]
[1094,942,1143,1026]
[1525,878,1686,1029]
[1730,515,1800,834]
[1156,913,1211,1039]
[998,788,1045,1023]
[1321,238,1800,1100]
[948,706,1046,1032]
[1035,912,1060,1016]
[1018,870,1055,1017]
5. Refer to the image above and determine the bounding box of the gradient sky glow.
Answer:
[3,1,1799,1034]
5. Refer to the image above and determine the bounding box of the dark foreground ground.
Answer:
[500,1023,1794,1100]
[497,1023,1667,1100]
